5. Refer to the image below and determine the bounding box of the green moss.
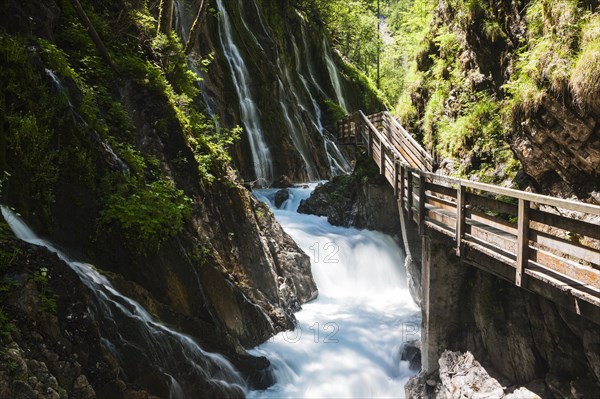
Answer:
[338,56,390,111]
[504,0,586,120]
[570,14,600,108]
[98,178,192,256]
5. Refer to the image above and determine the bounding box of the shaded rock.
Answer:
[400,339,422,372]
[298,154,400,236]
[274,189,290,208]
[404,370,445,399]
[271,175,294,188]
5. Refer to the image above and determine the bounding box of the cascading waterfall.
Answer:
[251,187,421,398]
[173,0,193,44]
[1,207,246,399]
[290,33,352,176]
[216,0,274,182]
[174,0,352,180]
[323,39,349,113]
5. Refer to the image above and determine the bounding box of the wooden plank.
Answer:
[466,192,518,216]
[418,170,600,215]
[427,207,456,229]
[368,128,373,156]
[466,208,518,235]
[530,230,600,266]
[400,165,406,210]
[426,182,457,199]
[456,184,466,256]
[530,209,600,241]
[468,223,517,255]
[516,199,531,287]
[394,160,399,198]
[407,171,414,222]
[419,173,426,235]
[380,146,386,175]
[529,247,600,290]
[426,195,457,212]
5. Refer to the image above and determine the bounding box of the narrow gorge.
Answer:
[1,0,599,398]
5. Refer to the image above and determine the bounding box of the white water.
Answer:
[291,36,352,176]
[173,0,193,44]
[251,187,420,398]
[216,0,274,181]
[323,40,349,113]
[1,207,246,398]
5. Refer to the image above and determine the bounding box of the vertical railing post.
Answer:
[516,199,530,287]
[393,160,399,198]
[418,172,426,235]
[380,144,386,176]
[407,170,414,222]
[354,112,361,145]
[368,127,373,157]
[400,164,405,210]
[455,183,466,256]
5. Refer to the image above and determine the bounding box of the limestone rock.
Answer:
[504,387,541,399]
[438,351,505,399]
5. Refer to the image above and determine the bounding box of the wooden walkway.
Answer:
[337,111,600,323]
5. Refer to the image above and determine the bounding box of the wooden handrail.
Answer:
[336,109,600,318]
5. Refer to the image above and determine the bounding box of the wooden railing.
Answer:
[337,111,600,320]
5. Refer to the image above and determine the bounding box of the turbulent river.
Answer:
[253,186,421,398]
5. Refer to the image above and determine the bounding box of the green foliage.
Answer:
[99,178,192,255]
[570,13,600,109]
[324,99,348,123]
[0,309,16,340]
[308,0,381,74]
[32,270,58,315]
[152,32,199,99]
[504,0,586,119]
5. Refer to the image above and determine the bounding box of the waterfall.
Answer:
[251,187,420,397]
[291,34,352,176]
[323,39,349,113]
[292,33,352,176]
[216,0,274,181]
[1,207,246,398]
[173,0,193,43]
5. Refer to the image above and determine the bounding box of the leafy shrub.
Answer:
[99,178,192,255]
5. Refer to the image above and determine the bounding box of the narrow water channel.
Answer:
[252,186,421,398]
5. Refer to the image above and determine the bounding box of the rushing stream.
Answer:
[1,207,246,398]
[253,186,421,398]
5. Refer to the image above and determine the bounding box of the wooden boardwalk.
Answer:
[337,111,600,323]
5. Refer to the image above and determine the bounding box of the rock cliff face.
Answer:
[297,154,401,237]
[0,0,324,396]
[189,0,383,181]
[415,234,600,398]
[402,0,600,199]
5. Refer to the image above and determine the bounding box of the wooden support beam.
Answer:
[516,199,530,287]
[419,172,426,235]
[456,184,466,256]
[400,165,405,210]
[355,113,361,145]
[368,127,373,156]
[380,146,386,175]
[393,160,399,198]
[407,171,414,222]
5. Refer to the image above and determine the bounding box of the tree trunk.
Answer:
[69,0,115,70]
[158,0,175,35]
[184,0,206,54]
